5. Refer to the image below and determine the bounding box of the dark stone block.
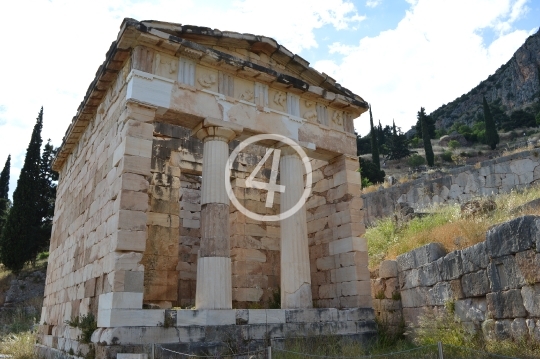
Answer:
[438,250,462,281]
[486,290,527,319]
[487,255,526,291]
[461,242,488,273]
[461,270,489,297]
[485,215,539,258]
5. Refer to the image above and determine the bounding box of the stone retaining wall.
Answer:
[362,150,540,224]
[371,215,540,340]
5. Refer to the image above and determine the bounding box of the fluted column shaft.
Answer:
[195,126,236,309]
[280,151,312,308]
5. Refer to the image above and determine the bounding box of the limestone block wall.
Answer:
[371,216,540,341]
[39,61,157,353]
[307,155,371,309]
[362,150,540,224]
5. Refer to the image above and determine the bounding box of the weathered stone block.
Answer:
[379,260,398,278]
[511,318,528,339]
[427,282,452,306]
[438,251,462,281]
[401,287,427,308]
[461,242,488,273]
[418,261,441,287]
[328,237,367,255]
[414,243,446,267]
[248,309,286,324]
[461,270,489,297]
[485,215,539,258]
[398,268,421,290]
[487,255,526,291]
[521,284,540,317]
[396,251,416,272]
[384,278,399,299]
[486,290,527,319]
[455,298,486,322]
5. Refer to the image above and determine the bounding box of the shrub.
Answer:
[407,154,426,167]
[440,151,453,162]
[448,140,460,150]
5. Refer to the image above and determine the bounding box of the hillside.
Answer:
[430,27,540,130]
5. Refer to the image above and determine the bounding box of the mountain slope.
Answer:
[430,28,540,130]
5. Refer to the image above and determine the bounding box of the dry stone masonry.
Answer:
[362,150,540,224]
[371,215,540,341]
[36,19,375,358]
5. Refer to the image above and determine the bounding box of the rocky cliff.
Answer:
[431,28,540,129]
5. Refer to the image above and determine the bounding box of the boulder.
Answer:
[460,199,497,217]
[439,133,468,147]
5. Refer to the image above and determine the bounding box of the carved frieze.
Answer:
[198,73,217,88]
[273,91,286,109]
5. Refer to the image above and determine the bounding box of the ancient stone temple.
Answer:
[36,18,375,359]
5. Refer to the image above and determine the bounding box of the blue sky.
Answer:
[0,0,538,198]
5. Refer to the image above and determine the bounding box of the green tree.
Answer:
[0,155,11,234]
[359,157,385,184]
[0,108,44,271]
[369,106,380,170]
[414,112,436,139]
[37,140,58,252]
[386,120,412,160]
[483,96,500,150]
[418,107,434,166]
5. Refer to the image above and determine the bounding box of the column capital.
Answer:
[192,117,243,143]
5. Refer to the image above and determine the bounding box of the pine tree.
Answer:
[483,96,500,150]
[387,120,412,160]
[0,108,44,272]
[418,107,435,166]
[0,155,11,233]
[369,106,380,170]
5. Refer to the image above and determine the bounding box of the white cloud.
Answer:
[366,0,382,8]
[316,0,534,136]
[0,0,364,199]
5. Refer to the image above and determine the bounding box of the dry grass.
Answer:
[366,185,540,269]
[0,258,47,358]
[0,331,36,359]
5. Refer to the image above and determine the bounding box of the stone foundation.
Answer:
[36,308,376,359]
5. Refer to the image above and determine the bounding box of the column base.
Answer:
[195,257,232,309]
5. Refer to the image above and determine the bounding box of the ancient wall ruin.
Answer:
[371,215,540,340]
[362,150,540,224]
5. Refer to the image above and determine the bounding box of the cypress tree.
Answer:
[418,107,435,166]
[0,108,44,272]
[0,155,11,233]
[37,140,58,250]
[483,96,499,150]
[369,106,380,170]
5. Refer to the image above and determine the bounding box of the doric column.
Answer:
[193,120,241,309]
[280,148,313,308]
